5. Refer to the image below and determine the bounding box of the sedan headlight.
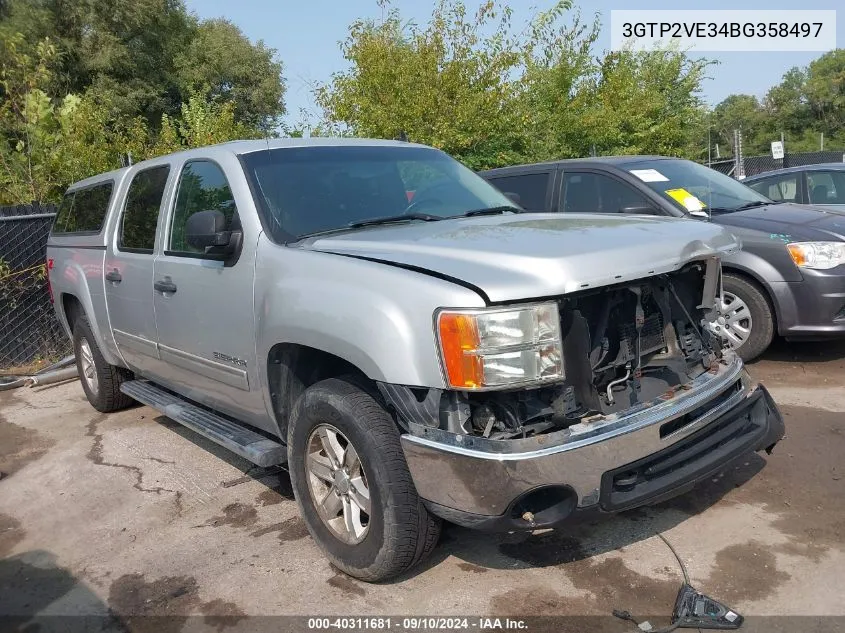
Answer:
[787,242,845,270]
[436,303,563,390]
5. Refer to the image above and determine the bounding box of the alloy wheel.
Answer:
[305,424,371,544]
[79,338,99,395]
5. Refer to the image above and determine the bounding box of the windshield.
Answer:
[625,158,771,213]
[240,145,517,241]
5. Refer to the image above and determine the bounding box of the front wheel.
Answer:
[288,377,441,581]
[711,274,774,362]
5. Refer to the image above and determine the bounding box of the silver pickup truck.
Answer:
[47,138,784,581]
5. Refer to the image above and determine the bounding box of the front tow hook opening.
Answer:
[510,486,578,529]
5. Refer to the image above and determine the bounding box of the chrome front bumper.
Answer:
[400,354,784,530]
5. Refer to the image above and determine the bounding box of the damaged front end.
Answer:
[381,258,785,530]
[386,258,725,441]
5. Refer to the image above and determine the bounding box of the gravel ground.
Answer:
[1,340,843,632]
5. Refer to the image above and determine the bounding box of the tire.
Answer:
[287,376,441,581]
[73,314,134,412]
[719,274,774,362]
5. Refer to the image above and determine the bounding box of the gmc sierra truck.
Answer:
[47,139,784,581]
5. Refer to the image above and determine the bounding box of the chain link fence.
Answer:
[742,150,845,178]
[0,204,71,373]
[707,150,845,178]
[705,129,845,179]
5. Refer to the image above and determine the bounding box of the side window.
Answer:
[561,172,651,213]
[119,165,170,253]
[169,161,238,254]
[748,174,798,202]
[561,173,600,212]
[52,182,113,234]
[486,173,550,211]
[808,171,845,204]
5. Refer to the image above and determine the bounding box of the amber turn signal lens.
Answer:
[438,313,483,388]
[786,243,807,267]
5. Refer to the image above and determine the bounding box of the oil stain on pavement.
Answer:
[203,503,258,529]
[249,516,309,542]
[108,573,245,633]
[0,513,25,557]
[0,410,55,477]
[327,571,367,598]
[704,541,791,602]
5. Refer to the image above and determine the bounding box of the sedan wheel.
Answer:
[306,424,371,544]
[710,291,753,350]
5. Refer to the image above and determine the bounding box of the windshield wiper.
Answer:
[459,206,521,217]
[732,200,771,211]
[710,200,771,213]
[348,212,443,228]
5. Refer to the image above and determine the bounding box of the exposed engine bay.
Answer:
[381,258,726,440]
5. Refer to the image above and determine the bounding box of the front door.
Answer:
[151,159,265,428]
[104,164,170,376]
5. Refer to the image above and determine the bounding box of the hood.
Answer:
[301,213,739,303]
[712,203,845,242]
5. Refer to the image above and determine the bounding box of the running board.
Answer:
[120,380,286,467]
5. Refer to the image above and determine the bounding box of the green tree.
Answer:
[0,0,195,124]
[315,0,554,169]
[174,19,285,133]
[710,94,766,155]
[762,66,813,148]
[153,93,262,156]
[0,0,285,130]
[554,48,710,159]
[0,31,261,203]
[715,50,845,154]
[0,34,150,204]
[0,34,62,203]
[803,49,845,142]
[316,0,711,168]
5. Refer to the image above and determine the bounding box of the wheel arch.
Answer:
[721,265,780,334]
[266,342,378,439]
[57,291,123,367]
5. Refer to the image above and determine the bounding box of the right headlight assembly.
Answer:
[786,241,845,270]
[435,302,564,390]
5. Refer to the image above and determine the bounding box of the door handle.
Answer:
[154,278,177,294]
[105,269,122,283]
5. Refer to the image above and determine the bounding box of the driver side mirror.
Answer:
[185,210,237,254]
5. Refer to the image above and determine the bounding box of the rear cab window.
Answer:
[118,166,171,253]
[52,181,114,234]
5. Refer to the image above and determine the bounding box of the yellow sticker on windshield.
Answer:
[665,188,706,212]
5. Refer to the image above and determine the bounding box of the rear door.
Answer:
[104,165,170,376]
[151,158,265,427]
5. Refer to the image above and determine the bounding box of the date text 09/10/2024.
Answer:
[307,618,527,630]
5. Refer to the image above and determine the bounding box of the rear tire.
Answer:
[73,314,134,412]
[288,376,441,581]
[721,274,774,362]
